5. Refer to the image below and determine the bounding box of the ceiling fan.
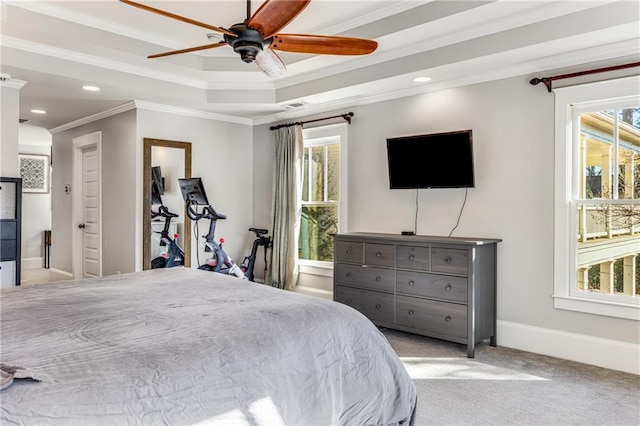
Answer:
[120,0,378,78]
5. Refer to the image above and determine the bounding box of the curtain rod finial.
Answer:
[529,77,552,92]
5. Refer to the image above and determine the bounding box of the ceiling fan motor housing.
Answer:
[224,23,272,63]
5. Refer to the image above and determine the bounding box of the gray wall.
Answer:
[51,109,138,276]
[252,75,639,351]
[136,110,254,269]
[1,85,20,177]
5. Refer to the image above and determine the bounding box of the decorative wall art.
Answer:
[19,154,50,193]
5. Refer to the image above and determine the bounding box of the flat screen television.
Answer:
[386,130,474,189]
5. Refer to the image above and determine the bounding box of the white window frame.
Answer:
[553,75,640,321]
[298,123,348,275]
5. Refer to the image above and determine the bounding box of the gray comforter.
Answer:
[1,268,416,425]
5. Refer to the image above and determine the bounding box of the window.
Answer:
[298,124,348,268]
[554,76,640,320]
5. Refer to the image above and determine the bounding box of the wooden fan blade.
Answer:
[119,0,235,36]
[247,0,310,39]
[148,42,227,59]
[254,48,286,78]
[272,34,378,55]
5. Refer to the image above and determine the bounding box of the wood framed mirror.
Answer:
[143,138,192,270]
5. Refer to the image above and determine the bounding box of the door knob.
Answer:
[78,223,85,229]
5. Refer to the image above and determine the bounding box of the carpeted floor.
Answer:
[381,329,640,426]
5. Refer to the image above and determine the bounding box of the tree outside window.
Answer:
[299,140,340,262]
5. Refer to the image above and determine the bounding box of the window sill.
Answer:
[298,261,333,278]
[553,295,640,321]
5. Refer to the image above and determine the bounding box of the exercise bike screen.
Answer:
[178,177,210,205]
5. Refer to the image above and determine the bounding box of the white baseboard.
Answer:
[497,320,640,375]
[22,257,43,270]
[50,268,74,281]
[295,285,333,301]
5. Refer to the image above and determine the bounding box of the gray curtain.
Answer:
[267,125,304,290]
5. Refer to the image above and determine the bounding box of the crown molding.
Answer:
[49,102,137,134]
[1,36,209,90]
[133,101,252,125]
[253,39,640,126]
[49,99,253,134]
[0,74,27,89]
[5,0,188,50]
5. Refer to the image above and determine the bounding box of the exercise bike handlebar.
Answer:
[186,200,227,222]
[152,204,179,219]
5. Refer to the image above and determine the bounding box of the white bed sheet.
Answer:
[1,268,416,425]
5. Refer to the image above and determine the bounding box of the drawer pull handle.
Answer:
[445,316,452,322]
[346,272,352,278]
[409,254,415,260]
[408,280,415,286]
[375,304,382,310]
[408,309,414,315]
[445,284,452,291]
[445,256,452,264]
[376,276,381,282]
[376,252,382,257]
[346,249,352,255]
[346,299,352,304]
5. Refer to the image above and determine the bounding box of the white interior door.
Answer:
[72,132,101,279]
[81,146,100,278]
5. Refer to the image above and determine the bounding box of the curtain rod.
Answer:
[269,112,354,131]
[529,61,640,92]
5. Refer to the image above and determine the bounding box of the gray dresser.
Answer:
[0,177,22,287]
[333,232,501,357]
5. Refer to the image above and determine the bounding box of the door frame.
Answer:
[72,131,102,279]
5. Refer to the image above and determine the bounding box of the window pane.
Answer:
[310,146,325,202]
[299,205,338,262]
[580,112,614,199]
[576,202,639,297]
[327,143,340,201]
[618,106,640,200]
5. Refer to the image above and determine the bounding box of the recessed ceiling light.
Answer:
[413,77,432,83]
[82,85,100,91]
[30,109,46,114]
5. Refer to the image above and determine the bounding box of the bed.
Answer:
[1,268,416,425]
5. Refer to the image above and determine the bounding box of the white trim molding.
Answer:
[497,320,640,375]
[21,257,43,270]
[294,285,333,301]
[553,75,640,321]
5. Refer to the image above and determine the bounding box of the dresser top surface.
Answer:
[336,232,502,245]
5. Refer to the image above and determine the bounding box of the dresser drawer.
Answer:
[431,248,468,275]
[335,263,394,292]
[0,240,17,261]
[335,240,363,263]
[335,286,394,324]
[365,243,395,267]
[396,271,468,303]
[396,245,429,271]
[0,221,16,239]
[396,296,467,339]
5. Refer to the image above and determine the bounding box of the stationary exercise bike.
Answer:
[150,169,184,269]
[179,178,246,279]
[150,205,185,269]
[239,228,272,282]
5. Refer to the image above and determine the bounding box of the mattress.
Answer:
[1,268,416,425]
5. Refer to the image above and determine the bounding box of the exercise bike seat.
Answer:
[249,227,268,236]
